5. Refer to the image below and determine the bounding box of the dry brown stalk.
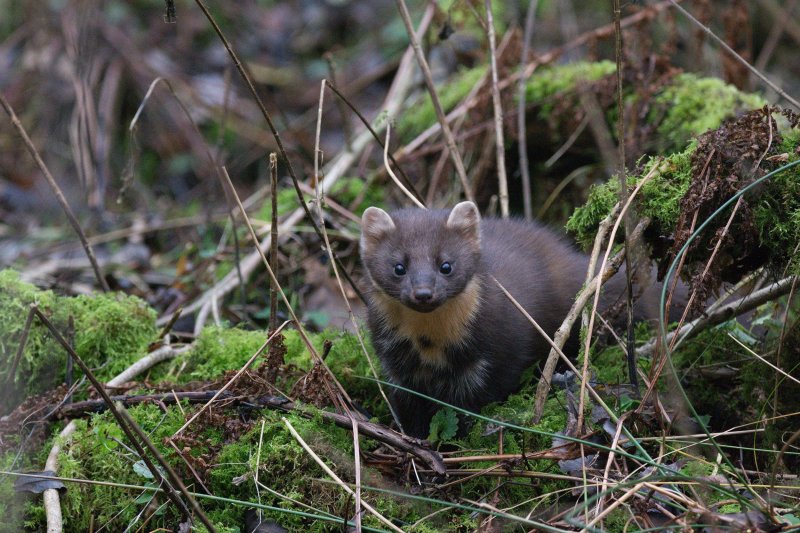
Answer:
[394,0,474,202]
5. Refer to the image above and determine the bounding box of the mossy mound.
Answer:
[0,270,157,413]
[567,146,695,248]
[567,108,800,294]
[398,59,764,161]
[651,73,765,152]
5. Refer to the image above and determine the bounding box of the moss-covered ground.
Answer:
[3,60,799,531]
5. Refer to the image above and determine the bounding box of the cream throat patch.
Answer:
[370,277,483,366]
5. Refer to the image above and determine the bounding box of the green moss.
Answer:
[398,66,486,140]
[169,326,386,419]
[0,270,157,410]
[206,409,430,531]
[592,322,654,386]
[525,60,617,115]
[400,60,617,141]
[603,506,633,532]
[653,73,766,152]
[566,178,620,249]
[754,135,800,275]
[679,458,715,478]
[718,502,742,514]
[0,451,34,533]
[68,293,157,378]
[567,146,695,248]
[326,176,386,214]
[181,325,270,381]
[48,404,188,532]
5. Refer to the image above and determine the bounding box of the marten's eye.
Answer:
[439,262,452,275]
[393,263,407,276]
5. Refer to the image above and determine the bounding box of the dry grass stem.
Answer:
[532,201,621,421]
[167,6,431,323]
[0,94,110,292]
[727,333,800,386]
[312,80,400,427]
[484,0,509,218]
[394,0,474,202]
[384,123,425,208]
[577,165,658,431]
[282,417,403,533]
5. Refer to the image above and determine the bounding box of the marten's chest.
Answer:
[370,278,482,367]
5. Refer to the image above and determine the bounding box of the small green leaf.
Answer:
[694,414,711,426]
[619,395,640,412]
[133,460,155,479]
[428,408,459,443]
[780,513,800,525]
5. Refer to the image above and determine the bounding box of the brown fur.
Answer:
[360,202,676,438]
[370,278,482,366]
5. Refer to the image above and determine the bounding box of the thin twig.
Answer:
[326,82,423,205]
[55,391,446,475]
[637,276,797,356]
[5,305,35,389]
[269,153,279,334]
[394,0,474,201]
[727,333,800,386]
[164,5,433,324]
[517,0,539,220]
[130,77,248,308]
[216,167,354,412]
[192,0,362,305]
[118,406,219,531]
[384,124,424,208]
[405,0,681,163]
[313,80,401,430]
[0,94,109,292]
[350,416,362,532]
[484,0,509,217]
[42,342,186,532]
[108,344,189,387]
[611,0,638,395]
[576,167,657,433]
[494,278,624,429]
[531,200,619,421]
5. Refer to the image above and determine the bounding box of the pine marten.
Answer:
[360,201,666,438]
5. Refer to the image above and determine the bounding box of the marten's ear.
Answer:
[447,201,481,248]
[361,206,396,253]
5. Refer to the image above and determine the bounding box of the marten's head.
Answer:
[360,201,481,313]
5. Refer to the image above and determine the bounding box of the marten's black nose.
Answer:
[412,288,433,302]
